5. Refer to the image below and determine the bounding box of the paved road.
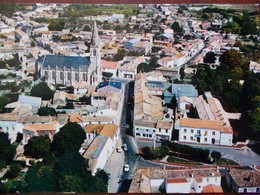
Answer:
[190,144,260,166]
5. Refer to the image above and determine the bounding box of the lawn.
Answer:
[63,4,139,17]
[217,158,239,166]
[167,156,202,165]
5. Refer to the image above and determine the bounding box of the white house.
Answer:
[83,123,119,175]
[73,81,89,94]
[101,60,119,77]
[23,122,59,144]
[179,118,233,146]
[158,56,175,68]
[0,114,19,142]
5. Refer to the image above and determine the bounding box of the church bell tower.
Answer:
[89,20,102,85]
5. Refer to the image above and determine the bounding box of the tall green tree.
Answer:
[24,136,51,159]
[203,52,216,64]
[51,122,86,155]
[37,106,57,116]
[171,21,182,33]
[30,82,54,100]
[0,132,16,165]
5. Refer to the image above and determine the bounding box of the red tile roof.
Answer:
[180,118,223,130]
[101,60,118,69]
[203,184,223,193]
[166,178,188,183]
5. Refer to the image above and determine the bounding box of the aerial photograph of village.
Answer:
[0,2,259,193]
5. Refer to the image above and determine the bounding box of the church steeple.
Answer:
[91,20,100,48]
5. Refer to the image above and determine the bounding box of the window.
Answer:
[159,128,161,132]
[215,178,218,182]
[149,134,152,138]
[153,130,155,132]
[244,188,247,193]
[45,71,48,78]
[76,73,79,81]
[60,72,63,80]
[142,134,146,137]
[12,127,15,131]
[204,138,207,142]
[83,73,86,81]
[166,129,168,133]
[67,72,71,80]
[256,188,259,192]
[6,127,9,131]
[146,129,149,132]
[197,130,201,135]
[184,129,187,133]
[212,131,215,136]
[52,71,55,79]
[183,136,186,140]
[100,112,103,115]
[191,129,194,133]
[136,128,139,130]
[207,178,209,182]
[190,136,193,140]
[136,133,140,136]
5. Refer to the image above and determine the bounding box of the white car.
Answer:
[116,147,122,153]
[123,164,129,172]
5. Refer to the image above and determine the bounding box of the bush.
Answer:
[12,160,26,167]
[15,133,23,143]
[211,151,222,163]
[0,159,6,169]
[5,163,22,179]
[162,140,210,162]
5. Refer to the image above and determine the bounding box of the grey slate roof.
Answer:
[18,95,41,108]
[97,81,122,90]
[170,84,198,98]
[38,55,90,70]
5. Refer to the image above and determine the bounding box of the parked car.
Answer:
[116,147,122,153]
[123,164,129,172]
[123,143,127,151]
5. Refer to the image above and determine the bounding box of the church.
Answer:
[35,21,102,86]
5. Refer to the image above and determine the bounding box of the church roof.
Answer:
[38,55,90,70]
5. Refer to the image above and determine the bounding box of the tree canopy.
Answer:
[24,135,51,159]
[30,82,54,100]
[37,106,57,116]
[51,122,86,155]
[203,52,216,64]
[0,132,16,165]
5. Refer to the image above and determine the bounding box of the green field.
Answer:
[63,4,140,17]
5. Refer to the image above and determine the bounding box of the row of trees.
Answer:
[192,49,260,140]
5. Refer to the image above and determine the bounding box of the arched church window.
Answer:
[45,71,48,78]
[68,72,71,80]
[60,72,63,80]
[83,73,86,81]
[52,71,55,79]
[76,73,79,81]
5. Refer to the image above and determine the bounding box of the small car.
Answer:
[116,147,122,153]
[123,143,127,151]
[123,164,129,172]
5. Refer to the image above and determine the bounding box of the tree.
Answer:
[25,162,57,193]
[15,133,23,144]
[83,25,91,31]
[0,132,16,165]
[30,82,54,100]
[180,66,185,82]
[0,61,6,69]
[204,52,216,64]
[5,163,22,179]
[24,135,51,159]
[5,58,21,68]
[102,72,113,78]
[38,106,57,116]
[211,151,221,163]
[51,122,86,155]
[171,21,182,33]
